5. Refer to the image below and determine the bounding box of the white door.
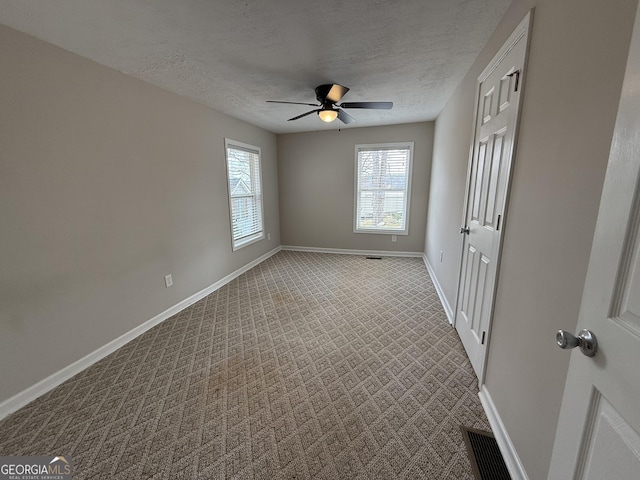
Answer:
[548,4,640,479]
[455,12,531,380]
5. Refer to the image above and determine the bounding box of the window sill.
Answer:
[232,232,265,251]
[354,229,409,235]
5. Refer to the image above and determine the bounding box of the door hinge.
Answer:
[481,331,486,345]
[496,214,502,231]
[507,70,521,92]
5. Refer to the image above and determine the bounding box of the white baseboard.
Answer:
[422,254,455,325]
[0,246,281,421]
[281,245,423,258]
[479,385,529,480]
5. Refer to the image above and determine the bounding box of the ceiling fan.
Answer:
[267,83,393,124]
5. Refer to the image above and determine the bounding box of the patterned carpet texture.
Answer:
[0,251,490,479]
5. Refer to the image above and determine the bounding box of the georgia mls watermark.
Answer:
[0,456,72,480]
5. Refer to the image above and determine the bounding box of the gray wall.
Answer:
[0,24,280,404]
[278,123,433,253]
[425,0,638,478]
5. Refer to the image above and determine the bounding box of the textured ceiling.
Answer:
[0,0,512,134]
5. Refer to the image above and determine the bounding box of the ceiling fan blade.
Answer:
[337,109,355,125]
[267,100,320,107]
[288,109,320,121]
[339,101,393,109]
[326,84,349,103]
[315,83,349,104]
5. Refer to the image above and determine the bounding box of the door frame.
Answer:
[453,10,534,384]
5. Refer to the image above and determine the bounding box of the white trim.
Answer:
[423,254,454,325]
[281,245,423,257]
[0,246,281,421]
[479,385,529,480]
[478,11,532,83]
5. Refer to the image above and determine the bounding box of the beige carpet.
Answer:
[0,251,490,479]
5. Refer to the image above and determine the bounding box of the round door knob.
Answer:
[556,330,580,349]
[556,329,598,357]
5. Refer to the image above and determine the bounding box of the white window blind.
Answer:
[225,139,264,250]
[354,143,413,234]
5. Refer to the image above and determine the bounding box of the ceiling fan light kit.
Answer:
[267,83,393,125]
[318,109,338,122]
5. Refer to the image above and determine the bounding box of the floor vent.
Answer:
[365,256,382,260]
[461,426,511,480]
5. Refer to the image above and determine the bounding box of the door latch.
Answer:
[460,226,470,235]
[507,70,521,92]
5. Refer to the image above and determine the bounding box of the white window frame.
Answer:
[353,142,414,235]
[224,138,265,251]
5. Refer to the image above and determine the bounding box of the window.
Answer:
[225,139,264,250]
[354,143,413,235]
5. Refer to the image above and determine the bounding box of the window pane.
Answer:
[225,140,264,249]
[355,144,412,234]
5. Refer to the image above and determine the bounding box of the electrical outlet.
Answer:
[267,232,271,241]
[391,235,397,243]
[164,274,173,288]
[440,251,444,262]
